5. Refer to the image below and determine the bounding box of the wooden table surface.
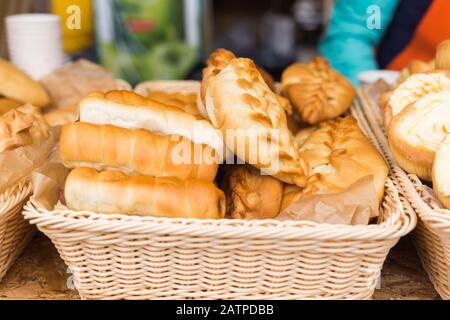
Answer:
[0,232,440,300]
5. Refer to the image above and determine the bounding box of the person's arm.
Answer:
[319,0,399,85]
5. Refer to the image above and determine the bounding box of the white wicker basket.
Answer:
[358,87,450,299]
[21,100,415,300]
[0,179,34,281]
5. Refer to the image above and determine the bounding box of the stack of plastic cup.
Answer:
[6,14,65,79]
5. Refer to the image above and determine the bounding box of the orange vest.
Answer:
[388,0,450,70]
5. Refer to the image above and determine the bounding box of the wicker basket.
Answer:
[0,179,34,281]
[21,100,415,300]
[358,87,450,299]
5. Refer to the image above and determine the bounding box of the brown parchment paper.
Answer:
[0,127,60,194]
[277,175,379,225]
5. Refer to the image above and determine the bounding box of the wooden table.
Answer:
[0,232,440,300]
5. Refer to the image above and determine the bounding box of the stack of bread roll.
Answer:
[384,39,450,209]
[60,90,226,219]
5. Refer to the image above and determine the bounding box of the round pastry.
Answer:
[386,71,450,127]
[0,59,49,107]
[281,56,356,125]
[281,116,388,211]
[389,91,450,181]
[432,134,450,209]
[396,59,434,86]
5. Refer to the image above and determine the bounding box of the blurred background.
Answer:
[0,0,332,84]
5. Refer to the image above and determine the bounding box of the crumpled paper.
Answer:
[0,127,59,194]
[277,175,379,225]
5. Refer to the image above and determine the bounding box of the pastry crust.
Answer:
[396,60,434,86]
[432,134,450,209]
[65,167,226,219]
[0,59,49,107]
[60,122,218,181]
[222,164,283,219]
[0,98,22,115]
[386,71,450,127]
[281,57,356,125]
[388,91,450,181]
[281,117,388,210]
[0,104,49,152]
[205,58,308,187]
[435,40,450,70]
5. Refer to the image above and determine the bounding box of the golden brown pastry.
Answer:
[0,104,49,152]
[386,71,450,127]
[281,117,388,211]
[396,59,434,85]
[204,58,308,187]
[134,80,202,117]
[432,134,450,209]
[44,104,79,127]
[0,59,49,107]
[79,90,224,158]
[389,91,450,181]
[281,57,356,125]
[222,165,283,219]
[64,167,226,219]
[435,39,450,70]
[0,98,22,115]
[60,122,218,181]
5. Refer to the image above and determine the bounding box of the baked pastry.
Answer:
[134,80,202,117]
[0,98,22,115]
[199,49,278,119]
[60,122,218,181]
[396,60,434,85]
[389,91,450,181]
[435,40,450,70]
[281,57,356,125]
[0,104,49,152]
[222,164,283,219]
[204,58,308,187]
[432,134,450,209]
[386,71,450,127]
[281,117,388,210]
[64,167,226,219]
[0,59,49,107]
[79,90,224,158]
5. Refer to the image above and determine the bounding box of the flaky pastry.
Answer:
[281,57,356,125]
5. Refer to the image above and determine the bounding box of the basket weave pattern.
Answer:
[358,87,450,299]
[21,102,414,299]
[0,180,34,280]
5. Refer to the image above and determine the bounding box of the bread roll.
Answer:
[222,164,283,219]
[0,104,49,152]
[432,134,450,209]
[205,58,308,187]
[389,91,450,181]
[396,60,434,86]
[147,91,201,117]
[281,117,388,211]
[0,59,49,107]
[60,122,218,181]
[386,71,450,127]
[65,167,226,219]
[435,40,450,70]
[78,90,224,158]
[281,57,356,125]
[44,104,79,126]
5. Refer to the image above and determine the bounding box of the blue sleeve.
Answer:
[319,0,399,85]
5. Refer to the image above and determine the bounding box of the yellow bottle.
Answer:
[51,0,94,54]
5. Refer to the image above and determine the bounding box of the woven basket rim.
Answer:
[357,87,450,233]
[0,179,32,219]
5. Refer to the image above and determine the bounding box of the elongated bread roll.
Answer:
[205,58,308,187]
[79,90,224,158]
[60,122,218,181]
[432,135,450,209]
[389,91,450,181]
[65,167,226,219]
